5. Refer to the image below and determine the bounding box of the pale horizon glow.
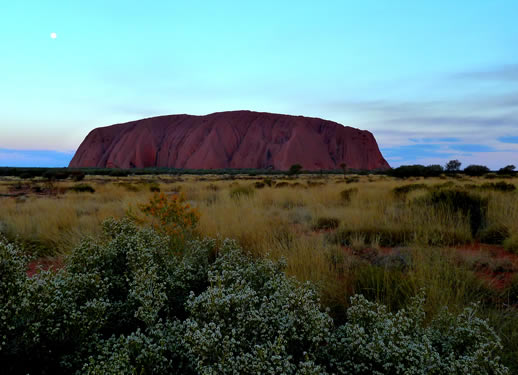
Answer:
[0,1,517,168]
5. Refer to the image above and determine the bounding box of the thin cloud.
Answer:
[448,144,496,152]
[453,64,518,81]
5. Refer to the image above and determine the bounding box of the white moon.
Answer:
[50,32,57,39]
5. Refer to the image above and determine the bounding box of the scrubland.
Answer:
[1,172,518,372]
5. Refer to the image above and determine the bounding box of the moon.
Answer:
[50,32,57,39]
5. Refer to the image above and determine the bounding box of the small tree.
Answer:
[445,159,461,172]
[287,164,303,177]
[340,163,348,179]
[133,192,200,247]
[498,165,516,175]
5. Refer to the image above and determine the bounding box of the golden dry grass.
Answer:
[1,174,516,304]
[1,174,517,256]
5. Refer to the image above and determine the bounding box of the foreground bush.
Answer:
[0,222,510,374]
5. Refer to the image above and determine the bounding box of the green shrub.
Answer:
[0,236,30,354]
[263,178,274,187]
[229,185,255,199]
[68,183,96,193]
[331,227,414,247]
[275,181,290,188]
[423,189,488,236]
[31,184,44,193]
[287,163,303,176]
[109,169,130,177]
[497,165,516,176]
[392,183,427,198]
[0,223,511,374]
[477,224,510,245]
[118,183,140,192]
[314,217,340,230]
[345,176,360,184]
[503,234,518,254]
[149,182,161,192]
[464,164,491,176]
[323,293,509,375]
[308,181,326,187]
[340,187,358,203]
[481,181,516,192]
[70,171,86,182]
[0,220,213,374]
[19,172,33,180]
[183,244,332,374]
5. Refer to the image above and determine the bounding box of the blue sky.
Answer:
[0,1,517,168]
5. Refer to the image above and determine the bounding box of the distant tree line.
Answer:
[0,162,515,179]
[387,160,516,178]
[0,166,375,178]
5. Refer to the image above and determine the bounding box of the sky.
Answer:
[1,0,517,168]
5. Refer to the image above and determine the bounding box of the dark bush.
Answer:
[340,187,358,203]
[149,182,161,192]
[392,183,427,198]
[68,184,96,193]
[109,169,130,177]
[314,217,340,230]
[445,159,462,172]
[477,224,510,245]
[330,227,414,247]
[118,183,141,192]
[464,165,491,177]
[287,163,303,176]
[19,172,33,180]
[504,235,518,254]
[389,164,445,178]
[254,181,265,189]
[229,185,254,199]
[69,170,86,181]
[497,165,516,176]
[426,189,488,236]
[31,184,44,193]
[481,181,516,192]
[263,178,274,187]
[308,181,326,187]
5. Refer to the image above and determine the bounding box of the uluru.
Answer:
[69,110,390,170]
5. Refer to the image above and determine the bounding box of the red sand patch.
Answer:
[453,243,518,289]
[340,242,517,290]
[26,257,64,277]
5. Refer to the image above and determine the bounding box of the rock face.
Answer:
[69,111,390,170]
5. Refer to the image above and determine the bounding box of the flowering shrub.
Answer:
[137,192,200,242]
[183,241,333,374]
[323,293,509,374]
[0,221,510,374]
[0,236,30,353]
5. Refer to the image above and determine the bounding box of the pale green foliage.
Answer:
[325,293,509,375]
[0,236,30,352]
[0,220,510,374]
[183,240,332,374]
